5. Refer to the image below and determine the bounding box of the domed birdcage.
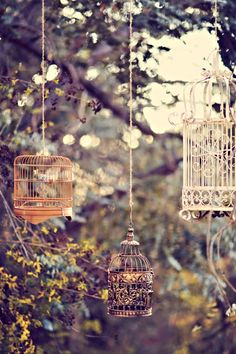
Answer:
[108,226,153,317]
[180,50,236,221]
[14,155,73,224]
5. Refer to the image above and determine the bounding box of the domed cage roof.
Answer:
[108,226,153,318]
[14,155,72,166]
[14,154,73,224]
[109,239,152,272]
[183,50,236,124]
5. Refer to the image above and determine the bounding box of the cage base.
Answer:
[14,207,72,225]
[108,308,152,317]
[179,208,231,221]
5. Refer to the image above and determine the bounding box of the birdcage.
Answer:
[180,51,236,221]
[14,155,73,224]
[108,226,153,317]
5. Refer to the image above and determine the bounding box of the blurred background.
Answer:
[0,0,236,353]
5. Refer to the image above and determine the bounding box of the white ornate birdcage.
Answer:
[180,51,236,221]
[14,155,73,224]
[108,226,153,317]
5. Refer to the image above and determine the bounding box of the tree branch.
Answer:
[66,63,182,140]
[136,157,183,178]
[1,27,183,141]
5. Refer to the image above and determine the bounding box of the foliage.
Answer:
[0,229,107,353]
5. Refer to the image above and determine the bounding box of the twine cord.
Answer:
[214,0,219,42]
[129,0,134,225]
[41,0,46,154]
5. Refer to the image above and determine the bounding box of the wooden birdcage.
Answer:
[108,226,153,317]
[180,51,236,221]
[14,155,73,224]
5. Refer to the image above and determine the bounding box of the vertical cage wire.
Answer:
[14,155,73,224]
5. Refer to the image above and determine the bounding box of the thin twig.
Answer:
[0,190,30,259]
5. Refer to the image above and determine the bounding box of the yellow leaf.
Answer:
[77,282,87,292]
[180,270,199,286]
[27,272,38,278]
[41,226,49,235]
[55,87,64,97]
[82,320,102,334]
[11,79,19,86]
[19,298,32,305]
[99,289,108,302]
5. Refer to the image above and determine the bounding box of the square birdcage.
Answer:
[182,120,236,218]
[180,51,236,220]
[14,155,73,224]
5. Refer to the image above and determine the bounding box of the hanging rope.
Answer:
[41,0,46,154]
[129,0,134,226]
[214,0,219,42]
[212,0,221,80]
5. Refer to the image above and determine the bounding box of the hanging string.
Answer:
[213,0,219,42]
[41,0,46,154]
[129,0,134,226]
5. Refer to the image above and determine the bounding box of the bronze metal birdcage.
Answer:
[108,226,153,317]
[180,51,236,221]
[14,155,73,224]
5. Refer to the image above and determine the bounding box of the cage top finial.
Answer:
[127,224,134,241]
[120,224,139,246]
